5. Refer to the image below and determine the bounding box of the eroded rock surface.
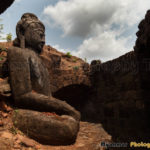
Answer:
[134,10,150,54]
[41,46,91,93]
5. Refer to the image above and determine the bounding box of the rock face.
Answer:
[134,10,150,127]
[89,51,149,142]
[41,45,91,94]
[134,10,150,54]
[0,78,11,99]
[0,0,14,14]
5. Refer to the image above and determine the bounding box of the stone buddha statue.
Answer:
[8,13,80,145]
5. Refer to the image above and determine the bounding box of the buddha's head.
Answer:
[15,13,45,54]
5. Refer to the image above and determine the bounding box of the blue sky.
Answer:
[1,0,150,62]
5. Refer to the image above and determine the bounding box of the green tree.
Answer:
[0,19,12,41]
[66,52,72,58]
[0,19,4,40]
[6,33,12,42]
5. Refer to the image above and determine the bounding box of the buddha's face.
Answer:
[24,24,45,54]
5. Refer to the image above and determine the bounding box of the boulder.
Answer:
[0,78,11,101]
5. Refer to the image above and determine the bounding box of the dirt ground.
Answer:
[0,101,111,150]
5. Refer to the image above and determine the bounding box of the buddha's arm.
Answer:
[8,47,80,121]
[17,92,80,120]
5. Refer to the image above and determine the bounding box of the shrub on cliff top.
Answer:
[66,52,72,58]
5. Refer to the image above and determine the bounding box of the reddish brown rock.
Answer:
[41,45,91,93]
[0,120,3,126]
[0,138,13,149]
[19,136,35,147]
[1,131,13,139]
[0,78,11,98]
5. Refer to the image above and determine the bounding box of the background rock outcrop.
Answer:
[41,45,91,93]
[134,10,150,54]
[0,0,14,14]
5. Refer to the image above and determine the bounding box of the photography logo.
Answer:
[100,142,128,148]
[130,142,150,149]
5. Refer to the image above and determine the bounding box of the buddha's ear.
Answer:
[20,35,25,49]
[16,21,25,49]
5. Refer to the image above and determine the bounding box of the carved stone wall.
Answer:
[86,51,149,141]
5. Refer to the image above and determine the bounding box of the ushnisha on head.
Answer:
[14,13,45,54]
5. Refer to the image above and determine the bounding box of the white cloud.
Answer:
[15,0,22,2]
[43,0,120,37]
[112,0,150,27]
[43,0,150,62]
[73,30,129,62]
[15,0,21,3]
[52,44,68,53]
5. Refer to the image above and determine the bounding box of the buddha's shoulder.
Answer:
[7,46,35,58]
